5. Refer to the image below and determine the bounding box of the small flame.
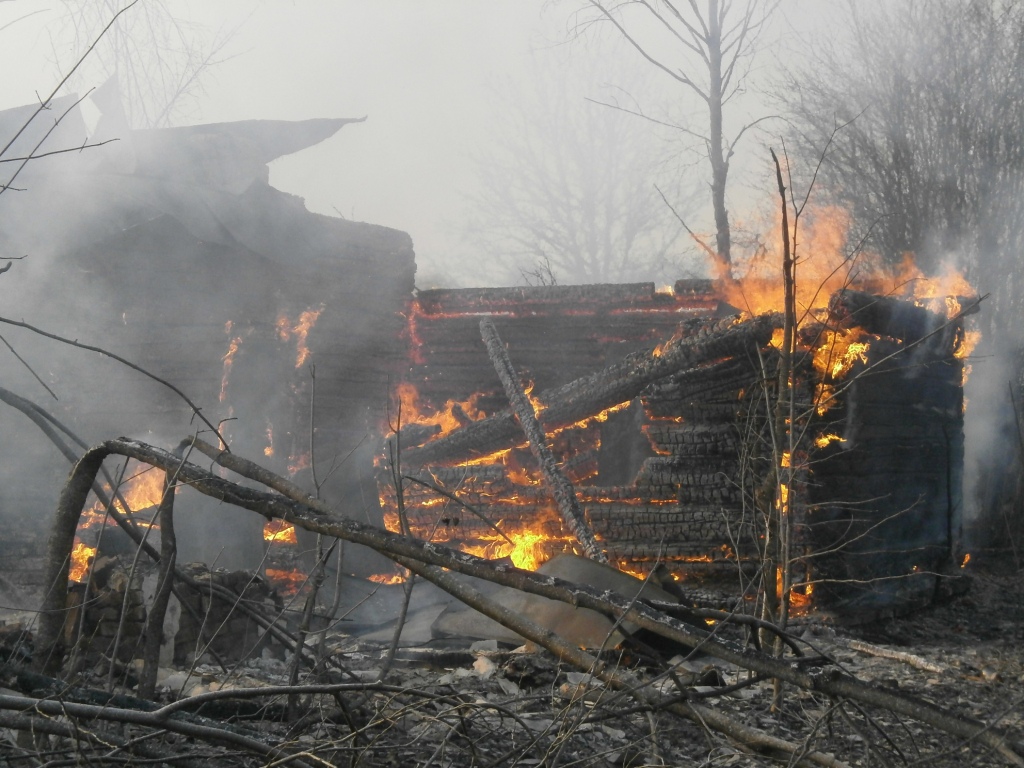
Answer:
[811,329,873,414]
[367,572,405,585]
[961,552,971,568]
[462,529,570,572]
[288,452,311,476]
[814,433,844,449]
[220,335,244,404]
[392,383,487,438]
[265,567,306,597]
[382,510,401,534]
[277,305,324,369]
[506,463,543,486]
[788,582,814,613]
[264,520,297,544]
[69,540,96,583]
[264,422,274,457]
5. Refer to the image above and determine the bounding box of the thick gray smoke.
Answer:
[0,85,411,580]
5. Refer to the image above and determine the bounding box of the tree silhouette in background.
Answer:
[577,0,780,274]
[465,53,698,285]
[52,0,237,129]
[780,0,1024,339]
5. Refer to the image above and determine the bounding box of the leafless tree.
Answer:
[779,0,1024,339]
[49,0,240,128]
[575,0,780,273]
[464,53,697,285]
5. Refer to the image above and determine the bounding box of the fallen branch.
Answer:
[0,693,317,768]
[397,558,848,767]
[0,395,310,668]
[34,439,1024,764]
[0,709,209,768]
[847,639,945,674]
[185,439,841,763]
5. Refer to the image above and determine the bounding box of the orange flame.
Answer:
[392,382,486,438]
[719,205,977,326]
[376,203,979,600]
[75,465,171,543]
[263,519,298,545]
[119,468,168,512]
[277,305,324,369]
[367,572,406,585]
[288,452,311,476]
[788,582,815,614]
[716,206,856,317]
[69,540,97,583]
[264,422,274,457]
[220,332,243,404]
[265,567,306,597]
[814,433,844,449]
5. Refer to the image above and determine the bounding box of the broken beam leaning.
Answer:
[481,318,606,562]
[403,313,780,467]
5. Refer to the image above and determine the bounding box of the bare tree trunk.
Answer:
[708,0,732,268]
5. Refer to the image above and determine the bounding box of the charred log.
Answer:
[642,423,741,457]
[416,282,708,315]
[828,289,973,347]
[404,314,779,467]
[481,318,606,562]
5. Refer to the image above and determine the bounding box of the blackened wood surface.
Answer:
[480,318,607,562]
[829,289,950,345]
[806,329,965,615]
[404,314,778,467]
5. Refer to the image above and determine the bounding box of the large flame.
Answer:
[76,465,171,535]
[373,203,980,611]
[69,466,171,583]
[718,206,977,324]
[392,382,487,437]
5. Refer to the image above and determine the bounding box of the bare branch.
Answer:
[0,314,225,443]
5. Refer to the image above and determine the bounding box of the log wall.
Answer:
[384,281,764,590]
[382,283,968,619]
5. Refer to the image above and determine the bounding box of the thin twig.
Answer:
[0,333,58,400]
[0,315,224,442]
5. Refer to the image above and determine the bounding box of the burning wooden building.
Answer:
[378,280,975,620]
[0,88,976,624]
[0,91,414,592]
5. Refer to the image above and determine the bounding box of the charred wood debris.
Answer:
[0,287,1013,768]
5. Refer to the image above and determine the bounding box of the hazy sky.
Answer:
[0,0,838,286]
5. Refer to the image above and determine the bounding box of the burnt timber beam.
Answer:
[401,313,779,467]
